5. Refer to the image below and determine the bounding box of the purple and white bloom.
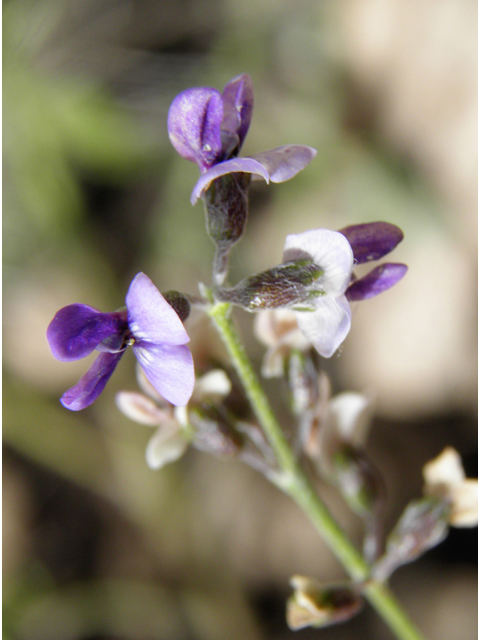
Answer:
[167,74,317,204]
[283,229,354,358]
[47,273,195,411]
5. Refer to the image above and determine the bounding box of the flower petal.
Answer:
[60,351,124,411]
[283,229,354,295]
[295,296,351,358]
[423,447,466,487]
[47,304,128,361]
[339,222,404,264]
[328,392,374,446]
[221,74,254,153]
[449,479,478,527]
[168,87,224,170]
[146,422,189,469]
[192,369,232,403]
[249,145,317,183]
[346,263,408,301]
[115,391,172,425]
[126,273,190,346]
[133,342,195,406]
[190,156,269,204]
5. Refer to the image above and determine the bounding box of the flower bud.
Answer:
[216,260,324,310]
[372,497,450,581]
[162,290,191,322]
[287,576,363,630]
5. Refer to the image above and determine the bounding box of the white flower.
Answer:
[116,368,232,469]
[253,308,311,377]
[282,229,354,358]
[423,447,478,527]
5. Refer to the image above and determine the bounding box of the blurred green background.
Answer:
[3,0,477,638]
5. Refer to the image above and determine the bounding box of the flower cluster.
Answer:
[45,72,476,637]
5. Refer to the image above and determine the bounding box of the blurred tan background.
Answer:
[3,0,477,638]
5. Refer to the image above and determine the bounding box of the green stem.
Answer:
[208,302,426,640]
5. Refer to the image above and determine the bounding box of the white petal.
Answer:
[146,423,189,469]
[283,229,353,296]
[193,369,231,402]
[253,308,309,349]
[295,296,351,358]
[115,391,172,425]
[423,447,466,488]
[449,479,478,527]
[328,392,374,446]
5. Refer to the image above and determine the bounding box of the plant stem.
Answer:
[208,301,426,640]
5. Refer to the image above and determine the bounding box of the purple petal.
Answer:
[60,351,124,411]
[126,273,190,346]
[221,74,254,153]
[339,222,404,264]
[248,145,317,183]
[283,229,353,296]
[295,296,351,358]
[133,343,195,406]
[346,263,408,301]
[168,88,224,170]
[191,156,270,204]
[47,304,128,362]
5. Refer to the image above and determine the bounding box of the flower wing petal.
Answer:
[190,157,270,204]
[283,229,353,295]
[339,222,404,264]
[346,263,408,301]
[295,296,351,358]
[134,342,195,407]
[60,351,124,411]
[249,145,317,183]
[168,87,223,170]
[146,422,189,469]
[47,305,127,361]
[126,273,190,346]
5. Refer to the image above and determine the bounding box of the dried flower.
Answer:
[47,273,195,410]
[287,575,363,630]
[423,447,478,527]
[167,74,316,204]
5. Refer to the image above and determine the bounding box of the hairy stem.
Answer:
[208,301,426,640]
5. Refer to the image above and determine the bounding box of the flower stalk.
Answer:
[208,300,426,640]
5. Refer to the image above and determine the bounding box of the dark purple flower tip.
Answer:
[346,263,408,301]
[47,304,129,362]
[339,222,404,264]
[61,351,125,411]
[220,74,254,155]
[167,87,224,170]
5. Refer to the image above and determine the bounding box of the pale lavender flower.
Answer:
[47,273,195,411]
[167,74,317,204]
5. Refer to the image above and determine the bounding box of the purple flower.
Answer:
[339,222,408,301]
[167,74,317,204]
[47,273,195,411]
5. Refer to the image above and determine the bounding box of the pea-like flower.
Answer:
[167,73,317,204]
[253,223,407,363]
[47,273,195,411]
